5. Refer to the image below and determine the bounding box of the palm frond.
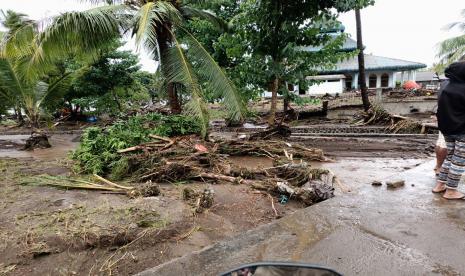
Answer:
[163,31,209,137]
[180,28,245,123]
[437,34,465,64]
[0,10,37,60]
[0,57,26,101]
[131,1,181,57]
[179,6,228,30]
[39,72,74,107]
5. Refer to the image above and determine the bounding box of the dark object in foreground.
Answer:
[221,262,342,276]
[23,132,51,151]
[386,180,405,189]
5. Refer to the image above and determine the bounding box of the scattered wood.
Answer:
[197,173,254,185]
[148,134,173,143]
[93,174,134,190]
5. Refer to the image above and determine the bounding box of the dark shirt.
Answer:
[437,62,465,135]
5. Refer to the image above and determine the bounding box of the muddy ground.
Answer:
[0,133,434,275]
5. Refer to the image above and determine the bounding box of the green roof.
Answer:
[321,55,427,74]
[302,35,357,53]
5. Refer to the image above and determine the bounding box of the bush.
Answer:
[71,113,201,177]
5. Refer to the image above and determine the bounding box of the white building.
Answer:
[301,27,427,96]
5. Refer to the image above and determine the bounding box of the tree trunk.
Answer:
[158,28,182,115]
[111,90,123,112]
[167,83,182,114]
[15,106,24,125]
[283,94,289,113]
[268,77,279,126]
[355,8,371,112]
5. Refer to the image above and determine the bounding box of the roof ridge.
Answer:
[366,54,426,65]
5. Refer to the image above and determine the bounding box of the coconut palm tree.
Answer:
[0,10,74,128]
[437,9,465,68]
[18,0,245,136]
[355,8,371,112]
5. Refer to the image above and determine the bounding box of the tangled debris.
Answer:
[116,134,334,206]
[354,105,424,134]
[183,188,215,213]
[47,128,335,206]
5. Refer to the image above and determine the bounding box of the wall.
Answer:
[307,79,344,95]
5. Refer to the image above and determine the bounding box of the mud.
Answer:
[0,134,79,161]
[0,157,303,275]
[0,132,434,275]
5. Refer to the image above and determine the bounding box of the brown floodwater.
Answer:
[0,134,79,161]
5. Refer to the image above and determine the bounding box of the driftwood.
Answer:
[197,173,255,185]
[117,135,175,153]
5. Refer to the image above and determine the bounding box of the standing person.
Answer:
[433,62,465,199]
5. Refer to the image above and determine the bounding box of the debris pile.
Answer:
[116,134,334,206]
[354,105,424,134]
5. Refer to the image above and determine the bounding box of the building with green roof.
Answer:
[301,27,427,95]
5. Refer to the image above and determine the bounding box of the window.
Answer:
[369,74,377,88]
[381,73,389,87]
[287,83,295,91]
[345,75,353,90]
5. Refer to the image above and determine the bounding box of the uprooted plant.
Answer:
[71,113,201,177]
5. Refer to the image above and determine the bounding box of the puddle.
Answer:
[0,134,79,161]
[322,157,427,191]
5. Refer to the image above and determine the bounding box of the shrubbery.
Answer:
[71,113,201,177]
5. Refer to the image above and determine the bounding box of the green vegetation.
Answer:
[68,41,152,115]
[185,0,374,123]
[14,0,246,136]
[0,1,372,134]
[71,113,201,176]
[0,11,76,127]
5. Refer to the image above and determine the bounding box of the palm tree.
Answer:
[0,11,74,128]
[437,9,465,68]
[355,8,371,112]
[19,0,245,136]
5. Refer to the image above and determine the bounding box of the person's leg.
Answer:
[435,132,447,175]
[443,135,465,199]
[433,136,455,193]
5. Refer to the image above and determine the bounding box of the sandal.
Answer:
[442,195,465,200]
[432,188,446,193]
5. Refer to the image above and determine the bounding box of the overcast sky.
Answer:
[0,0,463,71]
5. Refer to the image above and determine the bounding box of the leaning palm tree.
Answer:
[22,0,245,136]
[437,9,465,68]
[0,10,74,128]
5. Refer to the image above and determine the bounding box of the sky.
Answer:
[0,0,463,71]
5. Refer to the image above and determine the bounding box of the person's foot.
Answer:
[443,189,465,200]
[432,182,446,193]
